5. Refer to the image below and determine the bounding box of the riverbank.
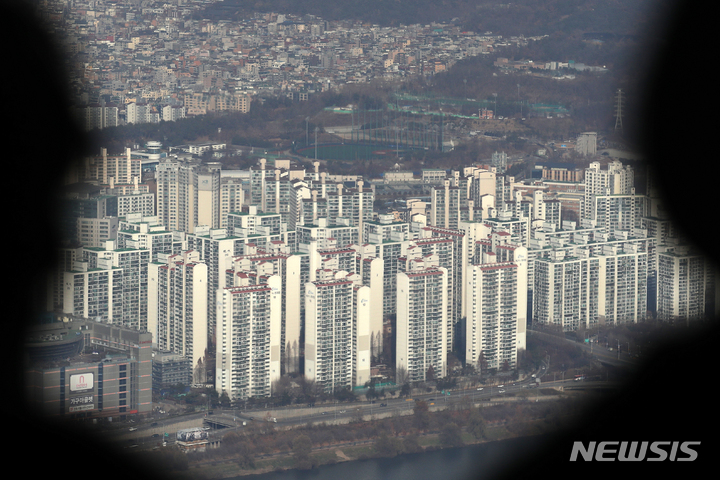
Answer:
[173,394,585,480]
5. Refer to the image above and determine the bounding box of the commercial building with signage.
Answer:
[24,314,152,420]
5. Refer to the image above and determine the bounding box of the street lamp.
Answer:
[305,117,309,147]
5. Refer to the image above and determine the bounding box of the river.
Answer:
[228,435,547,480]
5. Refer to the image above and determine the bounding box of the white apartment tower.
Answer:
[583,161,634,220]
[82,241,150,331]
[465,256,526,373]
[117,214,175,263]
[156,158,221,234]
[304,277,355,393]
[396,267,449,382]
[595,245,648,325]
[78,147,139,186]
[657,247,709,322]
[220,177,245,228]
[352,284,372,387]
[575,132,597,156]
[215,276,282,400]
[226,246,303,374]
[62,258,124,323]
[148,251,208,369]
[533,250,601,332]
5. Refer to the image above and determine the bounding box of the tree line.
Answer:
[166,395,586,474]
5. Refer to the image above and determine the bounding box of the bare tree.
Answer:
[395,365,409,385]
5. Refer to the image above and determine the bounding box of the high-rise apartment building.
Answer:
[148,251,208,369]
[657,246,709,322]
[76,217,119,248]
[583,160,634,220]
[215,276,282,400]
[590,192,647,233]
[575,132,597,156]
[156,157,221,233]
[430,179,465,229]
[81,104,119,131]
[220,176,245,228]
[226,245,302,374]
[116,214,176,263]
[533,250,600,332]
[305,277,355,393]
[396,266,448,382]
[75,148,139,186]
[465,257,526,373]
[83,241,150,331]
[187,227,247,338]
[62,258,124,324]
[126,102,159,124]
[533,244,648,331]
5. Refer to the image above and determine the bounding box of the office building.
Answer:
[152,351,193,390]
[25,315,153,420]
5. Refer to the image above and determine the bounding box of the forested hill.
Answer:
[199,0,670,38]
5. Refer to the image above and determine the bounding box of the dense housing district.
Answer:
[23,0,716,435]
[25,138,718,422]
[40,0,591,129]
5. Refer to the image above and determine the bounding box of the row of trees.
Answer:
[175,394,584,474]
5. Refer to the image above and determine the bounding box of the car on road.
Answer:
[380,403,387,407]
[499,390,505,393]
[152,434,160,438]
[428,398,435,402]
[339,410,346,414]
[129,427,137,432]
[151,422,158,426]
[476,387,483,391]
[497,385,504,388]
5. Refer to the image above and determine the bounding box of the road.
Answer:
[110,355,622,451]
[527,327,640,368]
